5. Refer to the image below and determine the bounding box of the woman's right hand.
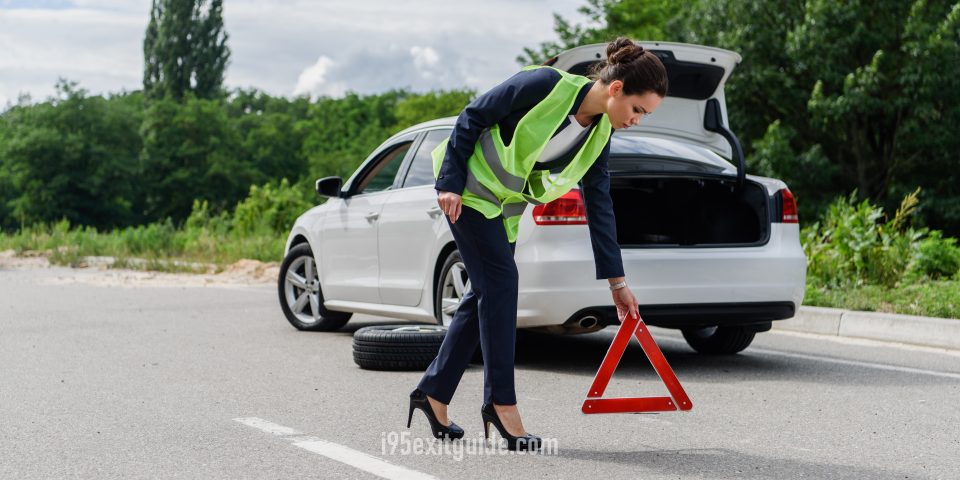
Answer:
[438,190,462,223]
[612,286,641,321]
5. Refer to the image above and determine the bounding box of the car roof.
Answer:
[394,117,735,172]
[391,116,457,138]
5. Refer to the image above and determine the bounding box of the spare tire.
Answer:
[352,325,447,371]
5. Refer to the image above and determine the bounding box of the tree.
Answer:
[192,0,229,99]
[140,0,235,222]
[0,80,144,230]
[300,91,406,180]
[298,89,475,181]
[393,89,475,128]
[139,94,252,221]
[143,0,230,101]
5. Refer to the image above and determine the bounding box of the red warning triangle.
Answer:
[582,312,692,414]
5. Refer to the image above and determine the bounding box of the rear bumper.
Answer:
[514,222,806,328]
[559,301,794,330]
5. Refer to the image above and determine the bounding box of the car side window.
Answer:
[403,129,453,188]
[356,140,414,194]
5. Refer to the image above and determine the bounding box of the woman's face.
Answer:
[604,80,663,130]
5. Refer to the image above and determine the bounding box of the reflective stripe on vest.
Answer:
[433,65,612,242]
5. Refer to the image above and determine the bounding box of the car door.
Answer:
[377,128,452,307]
[320,134,416,304]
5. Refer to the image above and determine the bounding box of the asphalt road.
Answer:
[1,264,958,479]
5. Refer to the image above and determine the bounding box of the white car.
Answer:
[278,41,807,354]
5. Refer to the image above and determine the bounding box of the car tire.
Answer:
[278,243,351,331]
[352,325,447,371]
[681,326,756,355]
[435,249,471,327]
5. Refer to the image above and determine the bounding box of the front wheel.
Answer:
[681,326,756,355]
[278,243,351,331]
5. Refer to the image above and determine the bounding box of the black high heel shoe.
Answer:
[480,403,542,451]
[407,389,465,440]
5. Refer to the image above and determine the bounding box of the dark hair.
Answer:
[590,37,668,97]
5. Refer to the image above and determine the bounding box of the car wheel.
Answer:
[352,325,447,371]
[278,243,351,331]
[681,326,756,355]
[434,249,471,327]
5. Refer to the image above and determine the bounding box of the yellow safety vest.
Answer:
[432,65,612,242]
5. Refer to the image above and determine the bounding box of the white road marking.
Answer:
[234,417,438,480]
[652,336,960,380]
[234,416,301,436]
[745,347,960,381]
[771,329,960,358]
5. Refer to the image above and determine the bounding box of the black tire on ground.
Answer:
[681,326,756,355]
[352,325,447,371]
[278,243,351,331]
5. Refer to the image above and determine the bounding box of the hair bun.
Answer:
[606,37,644,65]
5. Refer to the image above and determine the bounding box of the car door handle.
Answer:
[427,206,443,218]
[365,212,380,221]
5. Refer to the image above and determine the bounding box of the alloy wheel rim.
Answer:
[386,325,447,334]
[439,260,470,326]
[284,255,321,325]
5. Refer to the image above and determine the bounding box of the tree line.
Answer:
[0,82,472,231]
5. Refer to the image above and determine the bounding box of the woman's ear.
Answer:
[606,80,623,97]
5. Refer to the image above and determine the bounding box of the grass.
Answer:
[0,219,284,272]
[803,280,959,319]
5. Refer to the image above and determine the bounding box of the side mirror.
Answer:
[316,176,343,198]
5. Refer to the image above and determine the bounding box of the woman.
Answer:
[406,37,668,451]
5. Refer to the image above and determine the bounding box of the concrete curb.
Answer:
[773,306,960,350]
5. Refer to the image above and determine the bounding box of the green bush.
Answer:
[801,188,957,288]
[910,230,960,280]
[231,178,314,236]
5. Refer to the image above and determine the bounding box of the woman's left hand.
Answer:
[612,286,641,321]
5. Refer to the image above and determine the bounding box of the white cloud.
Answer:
[410,46,439,70]
[290,44,467,99]
[292,55,342,97]
[0,0,590,108]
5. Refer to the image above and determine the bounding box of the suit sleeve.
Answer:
[579,136,626,280]
[434,68,559,194]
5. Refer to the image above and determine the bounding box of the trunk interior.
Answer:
[608,175,770,247]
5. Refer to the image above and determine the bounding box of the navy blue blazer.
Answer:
[434,67,624,280]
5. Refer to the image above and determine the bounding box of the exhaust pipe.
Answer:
[577,315,598,329]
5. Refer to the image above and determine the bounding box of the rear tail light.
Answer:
[532,189,588,225]
[779,188,799,223]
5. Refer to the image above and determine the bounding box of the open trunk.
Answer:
[608,174,770,247]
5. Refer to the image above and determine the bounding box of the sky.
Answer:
[0,0,590,109]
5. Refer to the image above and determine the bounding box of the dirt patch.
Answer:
[2,249,278,288]
[0,249,51,269]
[219,259,280,283]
